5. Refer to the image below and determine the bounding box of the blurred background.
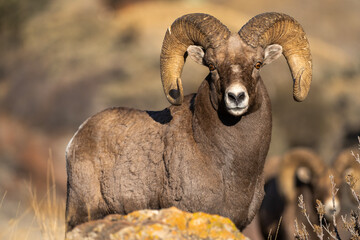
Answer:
[0,0,359,238]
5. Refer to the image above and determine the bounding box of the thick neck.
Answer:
[192,79,271,172]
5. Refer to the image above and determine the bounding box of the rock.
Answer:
[65,207,248,240]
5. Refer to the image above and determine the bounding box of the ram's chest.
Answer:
[160,138,258,219]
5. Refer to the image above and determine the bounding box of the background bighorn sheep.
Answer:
[65,12,312,231]
[257,148,360,239]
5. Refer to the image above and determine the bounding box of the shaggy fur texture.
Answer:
[66,77,271,231]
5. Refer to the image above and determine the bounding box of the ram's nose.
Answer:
[227,91,246,105]
[324,197,340,220]
[225,84,249,116]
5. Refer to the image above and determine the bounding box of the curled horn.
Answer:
[239,12,312,101]
[333,148,360,184]
[278,148,325,202]
[160,13,230,105]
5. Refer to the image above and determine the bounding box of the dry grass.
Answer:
[28,150,65,240]
[0,150,65,240]
[267,216,282,240]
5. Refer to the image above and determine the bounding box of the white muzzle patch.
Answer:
[225,83,249,116]
[324,197,340,220]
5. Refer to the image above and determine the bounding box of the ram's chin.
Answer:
[227,107,248,117]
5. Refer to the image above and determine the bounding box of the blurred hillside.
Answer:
[0,0,360,238]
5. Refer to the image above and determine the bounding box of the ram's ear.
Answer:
[263,44,283,65]
[187,45,205,65]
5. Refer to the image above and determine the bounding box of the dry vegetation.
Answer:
[0,153,65,240]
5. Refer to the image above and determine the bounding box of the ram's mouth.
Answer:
[226,106,248,117]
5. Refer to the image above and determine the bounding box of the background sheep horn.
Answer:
[238,12,312,102]
[278,148,325,202]
[160,13,230,105]
[332,148,359,176]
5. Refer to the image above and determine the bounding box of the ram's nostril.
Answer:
[237,92,245,101]
[228,92,237,103]
[227,91,246,104]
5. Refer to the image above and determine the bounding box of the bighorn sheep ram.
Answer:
[257,148,360,239]
[65,12,312,231]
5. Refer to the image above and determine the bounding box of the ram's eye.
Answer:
[254,61,262,69]
[208,64,216,71]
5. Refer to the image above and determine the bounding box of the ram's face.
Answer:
[206,35,262,116]
[312,169,341,220]
[296,165,341,220]
[188,34,282,117]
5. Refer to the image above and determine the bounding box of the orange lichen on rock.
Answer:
[65,207,247,240]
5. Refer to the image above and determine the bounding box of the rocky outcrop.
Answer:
[66,207,247,240]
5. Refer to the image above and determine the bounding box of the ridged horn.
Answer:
[239,12,312,102]
[333,148,360,181]
[160,13,230,105]
[278,148,325,202]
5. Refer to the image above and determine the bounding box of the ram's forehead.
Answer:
[227,35,242,52]
[230,65,241,73]
[227,35,258,62]
[213,34,259,66]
